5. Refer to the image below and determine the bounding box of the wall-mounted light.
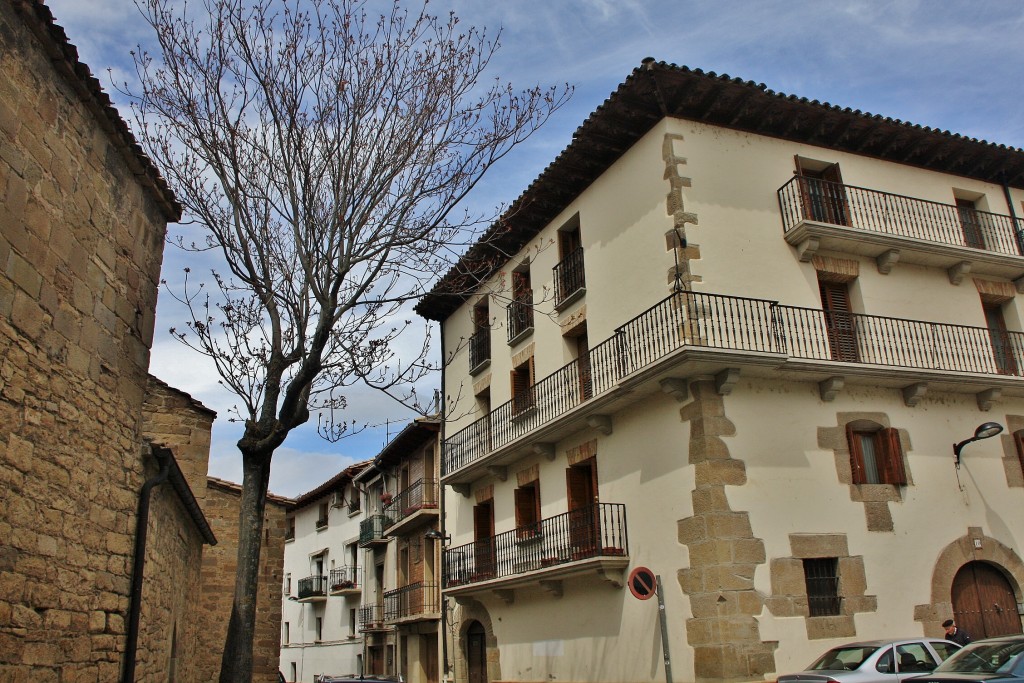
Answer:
[953,422,1003,468]
[424,529,451,543]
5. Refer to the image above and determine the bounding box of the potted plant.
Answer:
[380,492,393,505]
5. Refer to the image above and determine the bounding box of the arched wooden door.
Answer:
[952,561,1022,639]
[467,621,487,683]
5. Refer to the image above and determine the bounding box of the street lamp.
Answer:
[425,529,451,543]
[953,422,1003,468]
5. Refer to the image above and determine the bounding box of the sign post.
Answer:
[628,567,672,683]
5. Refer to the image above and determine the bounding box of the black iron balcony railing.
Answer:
[553,248,586,307]
[778,176,1024,255]
[359,514,392,546]
[383,478,438,526]
[328,566,360,592]
[443,503,627,588]
[469,327,490,373]
[358,604,387,631]
[507,291,535,342]
[298,575,328,600]
[444,288,1024,475]
[383,582,440,620]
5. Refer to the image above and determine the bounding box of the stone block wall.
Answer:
[0,1,181,679]
[142,376,216,501]
[197,478,288,683]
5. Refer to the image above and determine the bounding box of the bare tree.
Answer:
[125,0,569,678]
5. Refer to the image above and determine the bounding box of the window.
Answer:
[983,301,1017,375]
[283,621,290,645]
[895,642,937,673]
[795,158,848,226]
[285,516,295,541]
[349,608,357,637]
[348,484,361,513]
[284,573,292,596]
[554,217,585,308]
[511,357,535,414]
[514,481,541,539]
[316,502,329,529]
[803,557,841,616]
[290,662,297,682]
[507,267,534,343]
[955,197,987,249]
[316,616,323,642]
[847,424,906,485]
[819,278,858,363]
[470,299,491,374]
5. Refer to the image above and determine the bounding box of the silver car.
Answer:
[778,638,962,683]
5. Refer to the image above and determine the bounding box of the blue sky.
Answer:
[44,0,1024,497]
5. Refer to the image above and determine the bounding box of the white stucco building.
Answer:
[281,463,368,683]
[416,60,1024,683]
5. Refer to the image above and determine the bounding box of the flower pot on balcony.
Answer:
[380,493,393,505]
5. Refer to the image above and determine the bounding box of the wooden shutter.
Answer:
[847,424,867,484]
[1014,431,1024,476]
[879,428,907,485]
[514,485,539,537]
[819,280,858,362]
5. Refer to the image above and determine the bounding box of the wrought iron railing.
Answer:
[469,327,490,373]
[443,503,627,588]
[359,514,392,546]
[298,575,328,599]
[553,248,586,306]
[443,289,1024,475]
[384,582,440,620]
[383,478,438,526]
[507,291,534,342]
[328,566,360,592]
[358,604,387,631]
[778,176,1024,255]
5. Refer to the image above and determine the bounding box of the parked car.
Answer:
[777,638,961,683]
[909,635,1024,683]
[319,675,404,683]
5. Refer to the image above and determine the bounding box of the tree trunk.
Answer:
[219,448,273,682]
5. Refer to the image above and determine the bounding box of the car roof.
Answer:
[827,638,951,648]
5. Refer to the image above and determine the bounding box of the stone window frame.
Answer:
[767,533,877,640]
[818,412,913,532]
[999,415,1024,488]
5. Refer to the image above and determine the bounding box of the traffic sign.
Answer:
[628,566,657,600]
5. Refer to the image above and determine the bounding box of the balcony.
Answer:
[383,582,440,623]
[469,327,490,375]
[443,289,1024,485]
[383,479,438,535]
[443,503,628,601]
[778,176,1024,279]
[328,566,361,595]
[506,291,534,345]
[553,248,586,310]
[297,575,328,602]
[315,516,328,530]
[358,604,390,632]
[359,514,392,547]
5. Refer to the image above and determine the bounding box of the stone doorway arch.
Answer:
[915,529,1024,637]
[453,599,500,683]
[952,561,1023,639]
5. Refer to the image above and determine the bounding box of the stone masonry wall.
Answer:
[197,479,288,683]
[142,375,216,503]
[0,1,171,679]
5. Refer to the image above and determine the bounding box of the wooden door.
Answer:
[472,501,495,578]
[984,303,1018,375]
[819,280,859,362]
[576,333,592,402]
[795,159,848,226]
[956,198,986,249]
[952,562,1022,639]
[566,458,599,557]
[421,634,438,683]
[467,621,487,683]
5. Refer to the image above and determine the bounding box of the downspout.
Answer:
[438,322,451,682]
[1001,180,1023,256]
[121,446,171,683]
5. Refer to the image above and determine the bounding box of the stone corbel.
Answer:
[948,261,971,285]
[795,237,819,262]
[486,466,507,482]
[1014,275,1024,294]
[539,579,563,598]
[876,249,900,275]
[532,442,556,461]
[977,388,1001,412]
[715,368,740,396]
[587,414,613,435]
[596,566,625,588]
[492,589,515,605]
[818,376,844,402]
[901,382,928,407]
[451,483,471,498]
[659,377,689,402]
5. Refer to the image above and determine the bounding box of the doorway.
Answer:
[466,621,487,683]
[566,457,599,558]
[952,561,1023,639]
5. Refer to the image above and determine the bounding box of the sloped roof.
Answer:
[416,59,1024,322]
[288,461,371,511]
[13,0,181,220]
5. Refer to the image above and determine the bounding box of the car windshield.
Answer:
[809,646,879,671]
[935,641,1024,674]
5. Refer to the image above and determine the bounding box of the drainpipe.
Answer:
[121,446,171,683]
[1001,180,1024,256]
[438,322,451,682]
